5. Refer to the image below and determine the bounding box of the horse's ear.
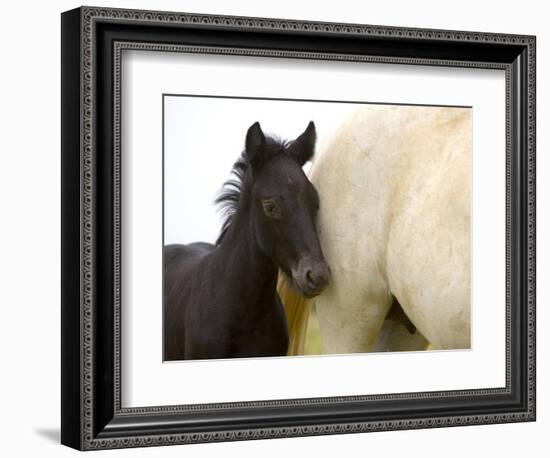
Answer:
[245,122,265,168]
[290,121,316,165]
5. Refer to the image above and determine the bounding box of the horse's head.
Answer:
[245,121,330,298]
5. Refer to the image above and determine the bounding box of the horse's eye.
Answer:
[262,199,282,219]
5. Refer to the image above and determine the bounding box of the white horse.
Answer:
[279,105,471,354]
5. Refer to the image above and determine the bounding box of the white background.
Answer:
[0,0,546,457]
[124,52,505,407]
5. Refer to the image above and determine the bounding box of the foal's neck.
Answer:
[216,210,278,307]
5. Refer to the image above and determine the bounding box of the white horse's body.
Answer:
[309,105,471,352]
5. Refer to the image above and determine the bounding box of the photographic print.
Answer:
[61,7,535,449]
[163,96,472,361]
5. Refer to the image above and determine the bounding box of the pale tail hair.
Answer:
[277,272,312,355]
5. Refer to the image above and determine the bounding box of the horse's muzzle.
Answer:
[292,258,330,298]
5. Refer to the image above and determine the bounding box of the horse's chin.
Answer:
[279,269,324,299]
[300,289,323,299]
[291,277,324,299]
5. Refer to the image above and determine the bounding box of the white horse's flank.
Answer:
[307,105,471,353]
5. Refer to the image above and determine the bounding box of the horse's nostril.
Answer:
[305,267,327,289]
[301,262,329,293]
[306,269,315,286]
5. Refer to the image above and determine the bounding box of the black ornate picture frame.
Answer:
[61,6,536,450]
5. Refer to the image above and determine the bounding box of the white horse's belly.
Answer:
[386,206,471,349]
[386,112,471,349]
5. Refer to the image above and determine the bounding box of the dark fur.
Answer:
[164,122,328,360]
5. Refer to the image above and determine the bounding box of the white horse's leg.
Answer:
[315,270,392,353]
[316,299,392,354]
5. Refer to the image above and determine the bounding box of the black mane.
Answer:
[214,153,248,245]
[215,135,288,245]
